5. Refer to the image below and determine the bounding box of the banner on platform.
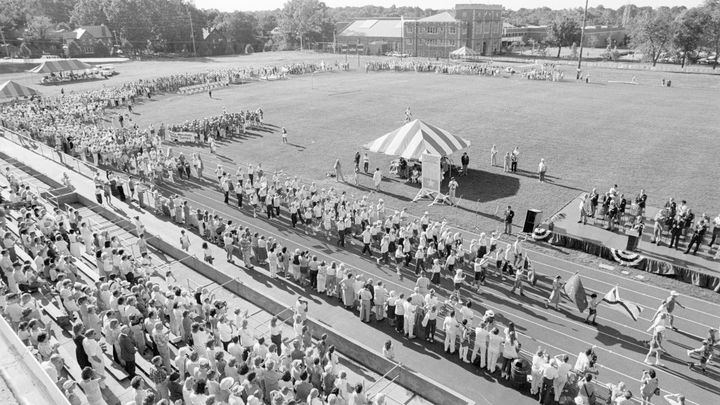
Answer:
[169,131,196,143]
[421,152,441,193]
[610,248,644,267]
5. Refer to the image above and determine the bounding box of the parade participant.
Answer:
[687,339,713,373]
[508,266,525,296]
[460,152,469,176]
[545,275,562,310]
[582,293,599,326]
[281,127,288,144]
[644,326,666,366]
[651,291,685,331]
[490,144,498,167]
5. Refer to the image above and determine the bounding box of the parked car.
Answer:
[94,65,116,76]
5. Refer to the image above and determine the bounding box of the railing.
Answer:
[366,362,402,400]
[1,126,102,181]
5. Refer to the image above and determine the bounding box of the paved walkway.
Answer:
[2,136,719,405]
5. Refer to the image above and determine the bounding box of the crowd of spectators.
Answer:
[1,167,389,405]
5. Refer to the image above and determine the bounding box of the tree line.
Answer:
[0,0,718,68]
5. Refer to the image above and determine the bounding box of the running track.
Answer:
[151,142,720,405]
[2,133,718,405]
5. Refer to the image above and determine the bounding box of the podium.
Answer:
[626,229,640,251]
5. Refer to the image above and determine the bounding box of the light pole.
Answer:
[186,3,197,57]
[577,0,590,72]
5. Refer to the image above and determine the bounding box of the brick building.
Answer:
[453,4,503,56]
[403,5,502,58]
[336,3,503,58]
[403,12,465,58]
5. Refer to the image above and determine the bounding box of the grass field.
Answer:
[121,60,719,234]
[4,52,718,233]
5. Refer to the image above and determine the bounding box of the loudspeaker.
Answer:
[523,209,543,233]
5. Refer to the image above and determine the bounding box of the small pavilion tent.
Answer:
[0,80,41,100]
[450,46,478,59]
[28,59,92,74]
[363,119,471,160]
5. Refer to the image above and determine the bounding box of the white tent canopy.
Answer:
[28,59,92,74]
[363,119,471,160]
[450,46,478,58]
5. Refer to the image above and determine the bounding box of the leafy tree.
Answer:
[546,17,581,58]
[70,0,109,26]
[105,0,152,50]
[629,9,674,66]
[703,0,720,69]
[278,0,330,49]
[213,11,258,52]
[25,15,55,42]
[672,8,707,67]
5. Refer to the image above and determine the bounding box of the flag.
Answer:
[602,286,642,321]
[563,273,588,313]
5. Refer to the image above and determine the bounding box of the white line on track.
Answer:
[183,146,720,319]
[162,188,709,405]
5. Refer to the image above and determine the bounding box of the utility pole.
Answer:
[577,0,589,72]
[0,27,7,58]
[186,4,197,57]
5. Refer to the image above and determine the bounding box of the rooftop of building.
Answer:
[338,18,415,38]
[455,3,503,10]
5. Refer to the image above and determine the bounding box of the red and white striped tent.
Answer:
[0,80,41,100]
[363,119,471,160]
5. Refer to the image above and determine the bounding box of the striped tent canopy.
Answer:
[0,80,41,100]
[363,119,471,160]
[28,59,92,73]
[450,46,478,57]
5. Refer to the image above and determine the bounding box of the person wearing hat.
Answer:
[651,291,685,331]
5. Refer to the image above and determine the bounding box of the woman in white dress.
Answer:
[69,230,83,258]
[316,261,327,293]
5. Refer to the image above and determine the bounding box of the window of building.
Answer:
[406,39,413,45]
[426,26,437,34]
[407,25,414,33]
[449,26,457,35]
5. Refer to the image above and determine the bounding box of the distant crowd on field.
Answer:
[0,59,346,161]
[364,59,564,82]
